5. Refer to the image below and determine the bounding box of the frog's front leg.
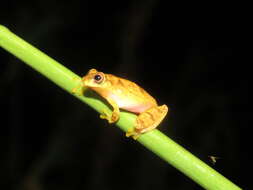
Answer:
[100,97,120,123]
[126,105,168,139]
[71,77,84,96]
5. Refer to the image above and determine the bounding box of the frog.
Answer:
[79,68,168,139]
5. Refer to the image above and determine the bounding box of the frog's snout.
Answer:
[81,76,88,86]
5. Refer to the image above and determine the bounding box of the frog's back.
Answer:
[106,74,157,112]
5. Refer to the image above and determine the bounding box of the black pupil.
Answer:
[94,74,102,81]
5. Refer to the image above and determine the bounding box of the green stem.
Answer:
[0,25,241,190]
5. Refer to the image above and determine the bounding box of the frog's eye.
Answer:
[93,74,104,84]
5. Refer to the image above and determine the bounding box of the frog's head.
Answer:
[82,69,108,89]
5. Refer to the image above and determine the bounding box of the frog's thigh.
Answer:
[135,105,168,134]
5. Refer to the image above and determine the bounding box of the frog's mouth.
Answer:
[82,78,89,87]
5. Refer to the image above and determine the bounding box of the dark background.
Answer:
[0,1,251,190]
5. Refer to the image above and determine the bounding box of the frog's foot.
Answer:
[71,77,83,96]
[127,105,168,139]
[71,86,83,96]
[100,109,119,123]
[126,128,140,140]
[100,109,112,123]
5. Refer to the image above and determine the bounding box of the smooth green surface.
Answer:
[0,25,242,190]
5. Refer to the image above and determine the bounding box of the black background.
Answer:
[0,1,251,190]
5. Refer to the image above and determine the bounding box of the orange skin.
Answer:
[81,69,168,139]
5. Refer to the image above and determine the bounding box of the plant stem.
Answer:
[0,25,242,190]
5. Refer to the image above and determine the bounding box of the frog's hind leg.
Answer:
[126,105,168,139]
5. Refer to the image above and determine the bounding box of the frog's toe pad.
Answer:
[71,86,82,95]
[126,129,140,140]
[99,114,107,120]
[111,112,119,123]
[99,110,112,123]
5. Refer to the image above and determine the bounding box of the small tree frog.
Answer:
[80,69,168,139]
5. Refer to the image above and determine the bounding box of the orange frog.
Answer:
[80,69,168,139]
